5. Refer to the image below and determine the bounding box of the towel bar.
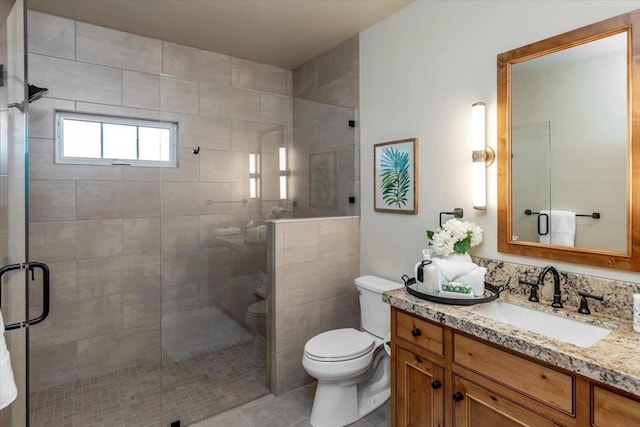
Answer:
[523,209,600,219]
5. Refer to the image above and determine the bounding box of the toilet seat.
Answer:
[304,328,375,362]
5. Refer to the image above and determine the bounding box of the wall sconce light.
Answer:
[471,102,495,210]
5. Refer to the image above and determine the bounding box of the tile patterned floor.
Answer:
[194,383,390,427]
[29,339,269,427]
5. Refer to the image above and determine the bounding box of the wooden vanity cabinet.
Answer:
[391,307,640,427]
[396,346,445,427]
[452,376,558,427]
[592,384,640,426]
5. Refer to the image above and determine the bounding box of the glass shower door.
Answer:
[0,0,29,425]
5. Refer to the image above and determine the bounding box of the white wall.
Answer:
[360,0,640,283]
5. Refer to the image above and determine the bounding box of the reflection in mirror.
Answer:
[497,9,640,271]
[510,33,627,252]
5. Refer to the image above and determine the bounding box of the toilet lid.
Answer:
[304,328,375,362]
[248,300,267,315]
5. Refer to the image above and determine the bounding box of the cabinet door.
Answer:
[396,346,445,427]
[592,385,640,427]
[452,376,557,427]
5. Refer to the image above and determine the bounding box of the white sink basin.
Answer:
[471,301,613,348]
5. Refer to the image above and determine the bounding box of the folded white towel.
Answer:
[539,210,576,247]
[457,266,487,297]
[0,308,17,410]
[431,254,476,281]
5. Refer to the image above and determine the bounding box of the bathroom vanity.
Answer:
[384,289,640,426]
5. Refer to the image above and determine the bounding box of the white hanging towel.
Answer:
[0,308,18,410]
[538,210,576,247]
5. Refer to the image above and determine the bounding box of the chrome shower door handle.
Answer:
[0,261,50,330]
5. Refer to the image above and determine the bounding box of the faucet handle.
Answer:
[519,279,540,302]
[577,292,604,315]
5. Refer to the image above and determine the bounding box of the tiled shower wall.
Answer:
[25,10,292,391]
[291,36,360,218]
[268,217,360,395]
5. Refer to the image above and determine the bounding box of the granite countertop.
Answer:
[383,287,640,396]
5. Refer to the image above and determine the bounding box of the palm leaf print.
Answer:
[380,146,410,208]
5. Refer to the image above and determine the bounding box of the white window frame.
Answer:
[54,111,178,167]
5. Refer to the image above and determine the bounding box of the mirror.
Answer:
[498,9,640,271]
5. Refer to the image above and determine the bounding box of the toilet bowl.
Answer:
[244,299,267,338]
[302,276,403,427]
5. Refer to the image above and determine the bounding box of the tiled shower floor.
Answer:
[29,340,268,427]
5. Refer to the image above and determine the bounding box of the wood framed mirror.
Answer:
[497,9,640,271]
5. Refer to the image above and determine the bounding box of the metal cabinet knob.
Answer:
[431,380,442,390]
[453,392,465,402]
[411,327,422,337]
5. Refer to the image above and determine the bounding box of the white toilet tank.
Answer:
[355,275,403,339]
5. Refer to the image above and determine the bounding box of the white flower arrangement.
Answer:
[426,219,483,257]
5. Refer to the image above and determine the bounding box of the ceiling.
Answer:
[29,0,413,70]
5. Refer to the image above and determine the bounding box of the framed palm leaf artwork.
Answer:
[374,138,418,214]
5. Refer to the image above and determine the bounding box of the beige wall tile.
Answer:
[261,94,293,126]
[282,255,359,307]
[77,253,160,299]
[75,220,123,259]
[123,70,160,110]
[29,180,76,222]
[163,182,232,216]
[162,148,199,182]
[232,58,288,95]
[31,293,125,347]
[28,97,75,139]
[161,281,201,314]
[29,221,77,263]
[162,112,232,151]
[123,288,161,329]
[29,261,77,314]
[201,84,261,121]
[319,217,360,259]
[30,220,123,262]
[75,294,125,339]
[274,348,312,395]
[122,165,161,181]
[230,181,250,202]
[275,292,359,354]
[29,341,77,391]
[163,41,231,86]
[29,54,122,105]
[76,22,162,73]
[76,102,161,121]
[160,76,199,115]
[282,220,320,264]
[162,215,200,252]
[231,120,274,152]
[199,150,247,183]
[27,11,75,60]
[199,84,232,119]
[123,217,161,255]
[76,181,160,220]
[162,249,211,287]
[76,326,161,378]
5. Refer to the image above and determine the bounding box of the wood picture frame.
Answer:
[374,138,418,214]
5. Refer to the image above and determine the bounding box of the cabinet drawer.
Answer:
[592,385,640,427]
[396,310,444,357]
[453,333,574,415]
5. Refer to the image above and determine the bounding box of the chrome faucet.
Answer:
[538,266,563,308]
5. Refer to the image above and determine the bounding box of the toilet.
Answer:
[302,275,403,427]
[245,299,267,338]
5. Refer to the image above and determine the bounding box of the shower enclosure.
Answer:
[0,1,358,426]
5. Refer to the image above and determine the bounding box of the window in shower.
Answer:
[54,111,178,167]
